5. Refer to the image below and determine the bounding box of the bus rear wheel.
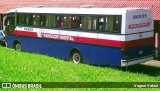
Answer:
[14,42,22,51]
[71,51,83,64]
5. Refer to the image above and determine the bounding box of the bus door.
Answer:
[4,13,16,33]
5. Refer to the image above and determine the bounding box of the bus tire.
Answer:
[71,51,83,64]
[14,42,22,51]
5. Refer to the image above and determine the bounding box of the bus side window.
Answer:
[104,16,121,33]
[63,16,72,28]
[81,16,92,30]
[98,17,104,31]
[78,16,82,29]
[71,16,82,29]
[33,14,41,26]
[45,14,56,28]
[63,16,67,28]
[56,16,60,28]
[92,16,98,31]
[113,16,121,32]
[60,17,64,28]
[72,16,77,28]
[68,16,72,28]
[25,14,30,26]
[105,17,108,31]
[108,16,114,32]
[40,15,44,27]
[28,14,33,26]
[17,13,26,26]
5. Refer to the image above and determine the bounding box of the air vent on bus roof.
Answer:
[33,5,45,8]
[80,5,93,8]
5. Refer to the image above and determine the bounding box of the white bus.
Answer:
[4,7,154,66]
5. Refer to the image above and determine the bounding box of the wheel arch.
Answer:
[70,48,82,58]
[70,47,83,63]
[13,40,21,48]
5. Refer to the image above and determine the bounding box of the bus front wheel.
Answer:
[14,42,22,51]
[71,51,83,64]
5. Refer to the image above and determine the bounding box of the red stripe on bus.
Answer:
[13,30,37,37]
[12,30,154,49]
[75,36,122,48]
[75,37,122,47]
[77,37,97,44]
[76,37,154,49]
[98,39,122,48]
[121,37,154,49]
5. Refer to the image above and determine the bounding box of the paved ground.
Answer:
[117,60,160,78]
[141,60,160,68]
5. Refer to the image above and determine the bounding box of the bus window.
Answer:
[70,16,82,29]
[107,16,114,32]
[26,14,34,26]
[56,16,60,28]
[113,16,121,32]
[45,14,56,28]
[68,16,72,28]
[81,16,92,30]
[63,16,67,28]
[17,13,26,26]
[18,13,44,27]
[98,16,104,31]
[92,17,97,30]
[32,14,41,26]
[78,16,82,29]
[104,16,121,33]
[6,16,15,26]
[72,16,81,28]
[60,16,64,28]
[72,16,77,28]
[104,17,108,31]
[40,15,45,26]
[63,16,72,28]
[92,16,99,31]
[25,14,30,26]
[100,16,114,32]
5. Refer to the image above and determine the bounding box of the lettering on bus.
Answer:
[133,14,147,19]
[24,27,33,31]
[128,22,149,29]
[41,33,74,41]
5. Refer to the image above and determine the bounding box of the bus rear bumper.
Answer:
[121,55,154,67]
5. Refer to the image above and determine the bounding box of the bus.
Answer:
[4,6,154,66]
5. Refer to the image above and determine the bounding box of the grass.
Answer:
[0,46,160,91]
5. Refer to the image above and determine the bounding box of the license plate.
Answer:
[139,50,143,54]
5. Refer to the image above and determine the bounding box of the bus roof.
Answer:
[7,7,151,15]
